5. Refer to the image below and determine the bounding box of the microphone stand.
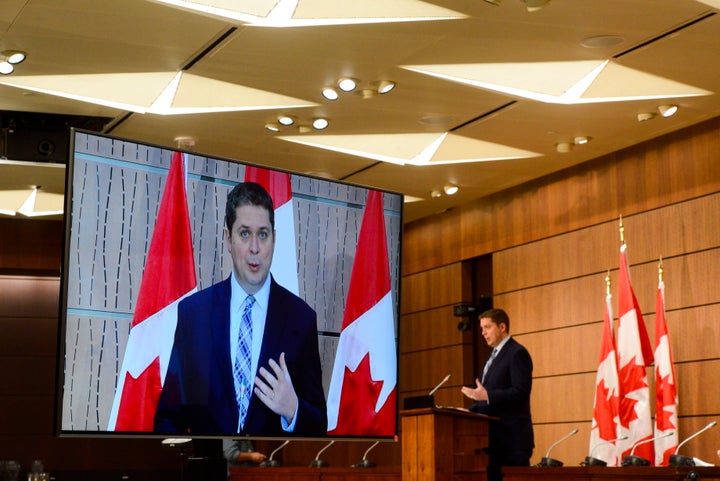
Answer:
[353,441,380,468]
[669,421,717,466]
[260,440,290,467]
[310,440,335,467]
[539,429,579,467]
[621,432,674,466]
[583,435,628,466]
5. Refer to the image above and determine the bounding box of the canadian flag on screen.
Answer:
[589,287,621,465]
[107,151,197,431]
[654,274,678,465]
[244,166,299,295]
[616,243,654,463]
[326,190,397,435]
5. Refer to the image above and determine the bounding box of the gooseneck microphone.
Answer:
[429,374,452,396]
[621,432,674,466]
[260,440,290,467]
[403,373,452,409]
[539,428,579,467]
[669,421,717,466]
[353,440,380,468]
[310,440,335,467]
[583,435,629,466]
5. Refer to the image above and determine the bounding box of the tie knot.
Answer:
[243,295,256,311]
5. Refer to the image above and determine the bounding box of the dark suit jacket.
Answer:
[154,276,327,436]
[470,337,534,459]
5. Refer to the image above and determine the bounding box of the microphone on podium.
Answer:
[621,432,674,466]
[403,374,451,410]
[260,440,290,467]
[582,435,628,466]
[310,440,335,467]
[538,429,579,467]
[353,440,380,468]
[669,421,717,466]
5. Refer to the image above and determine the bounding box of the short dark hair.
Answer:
[480,308,510,332]
[225,181,275,231]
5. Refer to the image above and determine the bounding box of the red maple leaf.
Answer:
[618,357,648,428]
[655,372,677,431]
[593,380,619,440]
[328,353,396,436]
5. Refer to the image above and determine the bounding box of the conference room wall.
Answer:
[401,115,720,465]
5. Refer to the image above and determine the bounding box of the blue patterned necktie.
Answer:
[482,348,498,384]
[234,295,255,431]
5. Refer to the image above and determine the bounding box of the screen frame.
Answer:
[55,129,403,441]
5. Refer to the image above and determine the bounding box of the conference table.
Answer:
[504,465,720,481]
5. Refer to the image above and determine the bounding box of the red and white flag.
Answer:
[589,287,621,465]
[616,243,654,462]
[108,151,197,431]
[654,274,678,465]
[244,166,299,295]
[326,190,397,435]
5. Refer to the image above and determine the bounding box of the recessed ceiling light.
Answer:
[312,118,329,130]
[0,61,13,75]
[637,112,656,122]
[443,184,458,195]
[322,87,339,101]
[337,77,357,92]
[574,136,590,145]
[658,104,678,118]
[265,122,280,132]
[431,190,442,198]
[278,115,295,126]
[376,80,396,94]
[3,50,26,64]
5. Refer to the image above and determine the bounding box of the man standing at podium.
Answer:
[461,308,534,481]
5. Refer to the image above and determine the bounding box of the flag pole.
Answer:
[619,215,625,245]
[605,270,611,296]
[658,257,664,283]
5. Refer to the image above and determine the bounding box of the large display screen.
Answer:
[56,130,402,440]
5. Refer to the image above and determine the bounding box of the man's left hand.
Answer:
[255,352,299,421]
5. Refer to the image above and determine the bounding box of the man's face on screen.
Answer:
[225,204,275,295]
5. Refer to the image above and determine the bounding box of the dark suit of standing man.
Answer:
[154,181,327,436]
[461,308,534,481]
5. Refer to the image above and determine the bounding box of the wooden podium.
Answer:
[401,407,494,481]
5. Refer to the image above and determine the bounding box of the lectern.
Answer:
[401,407,493,481]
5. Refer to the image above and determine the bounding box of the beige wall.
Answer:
[401,116,720,465]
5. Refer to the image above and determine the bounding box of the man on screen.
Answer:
[154,181,327,436]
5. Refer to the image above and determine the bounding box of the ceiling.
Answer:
[1,0,719,223]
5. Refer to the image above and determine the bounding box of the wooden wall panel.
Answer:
[675,360,720,416]
[400,307,469,354]
[494,276,611,334]
[494,192,720,293]
[400,345,470,393]
[401,262,470,314]
[519,325,604,378]
[531,373,596,425]
[661,304,720,363]
[0,218,63,274]
[403,117,720,277]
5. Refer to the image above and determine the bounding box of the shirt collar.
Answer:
[230,272,271,313]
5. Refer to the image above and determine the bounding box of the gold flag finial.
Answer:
[619,215,625,245]
[658,257,664,283]
[605,270,611,296]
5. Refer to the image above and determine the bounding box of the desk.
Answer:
[503,466,720,481]
[229,466,400,481]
